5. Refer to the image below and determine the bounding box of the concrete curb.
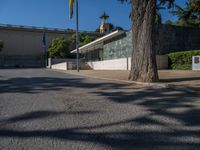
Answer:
[50,69,171,88]
[49,69,200,94]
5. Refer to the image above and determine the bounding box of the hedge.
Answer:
[168,50,200,70]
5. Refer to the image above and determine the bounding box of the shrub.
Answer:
[71,33,94,47]
[168,50,200,70]
[48,37,70,58]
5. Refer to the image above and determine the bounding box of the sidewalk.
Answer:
[57,70,200,88]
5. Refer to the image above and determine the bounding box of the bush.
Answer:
[48,37,70,58]
[171,64,192,70]
[71,33,94,47]
[168,50,200,70]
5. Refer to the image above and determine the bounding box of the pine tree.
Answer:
[172,0,200,27]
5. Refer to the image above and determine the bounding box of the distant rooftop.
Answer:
[0,23,101,35]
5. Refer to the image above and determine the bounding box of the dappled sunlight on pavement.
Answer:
[0,69,199,149]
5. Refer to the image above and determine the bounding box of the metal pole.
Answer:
[76,0,79,72]
[43,31,47,68]
[44,46,47,67]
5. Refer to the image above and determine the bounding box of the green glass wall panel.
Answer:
[103,31,132,60]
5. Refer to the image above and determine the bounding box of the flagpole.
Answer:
[76,0,79,72]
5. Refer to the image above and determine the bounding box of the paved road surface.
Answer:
[0,69,199,150]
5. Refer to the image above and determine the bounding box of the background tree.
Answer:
[0,40,3,52]
[107,23,115,31]
[95,27,100,32]
[71,33,94,47]
[118,0,175,82]
[95,24,124,32]
[171,0,200,27]
[115,26,124,30]
[164,20,176,25]
[48,37,70,58]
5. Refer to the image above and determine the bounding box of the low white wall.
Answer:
[88,57,131,70]
[51,62,67,70]
[51,58,76,65]
[49,55,168,71]
[87,55,168,70]
[48,58,77,70]
[156,55,168,70]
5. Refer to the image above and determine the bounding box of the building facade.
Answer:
[72,25,200,70]
[0,24,101,68]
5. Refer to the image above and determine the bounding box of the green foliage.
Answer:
[0,40,3,52]
[171,64,192,70]
[115,26,124,30]
[118,0,175,23]
[71,33,94,47]
[48,37,70,58]
[171,0,200,27]
[95,24,124,33]
[107,23,115,31]
[95,27,100,32]
[168,50,200,70]
[118,0,175,7]
[164,20,176,25]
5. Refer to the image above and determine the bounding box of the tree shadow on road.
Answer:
[0,75,200,149]
[0,110,98,126]
[0,76,130,94]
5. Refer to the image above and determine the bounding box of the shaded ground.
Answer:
[0,69,199,150]
[65,70,200,87]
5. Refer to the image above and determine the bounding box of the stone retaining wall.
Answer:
[103,25,200,61]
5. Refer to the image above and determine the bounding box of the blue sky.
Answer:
[0,0,187,31]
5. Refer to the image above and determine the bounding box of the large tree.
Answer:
[119,0,175,82]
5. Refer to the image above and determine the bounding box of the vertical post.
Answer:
[76,0,79,72]
[66,61,68,70]
[42,31,47,68]
[127,57,129,71]
[48,58,52,69]
[44,46,47,68]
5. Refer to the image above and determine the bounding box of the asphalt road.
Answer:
[0,69,199,150]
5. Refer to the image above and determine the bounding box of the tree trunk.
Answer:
[129,0,159,82]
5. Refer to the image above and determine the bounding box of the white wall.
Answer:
[48,58,77,70]
[51,62,67,70]
[87,55,168,70]
[49,56,168,71]
[88,57,131,70]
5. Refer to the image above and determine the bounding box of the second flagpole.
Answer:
[76,0,79,72]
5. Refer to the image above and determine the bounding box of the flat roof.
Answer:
[71,30,125,53]
[0,23,102,36]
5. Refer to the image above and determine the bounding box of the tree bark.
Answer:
[129,0,159,82]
